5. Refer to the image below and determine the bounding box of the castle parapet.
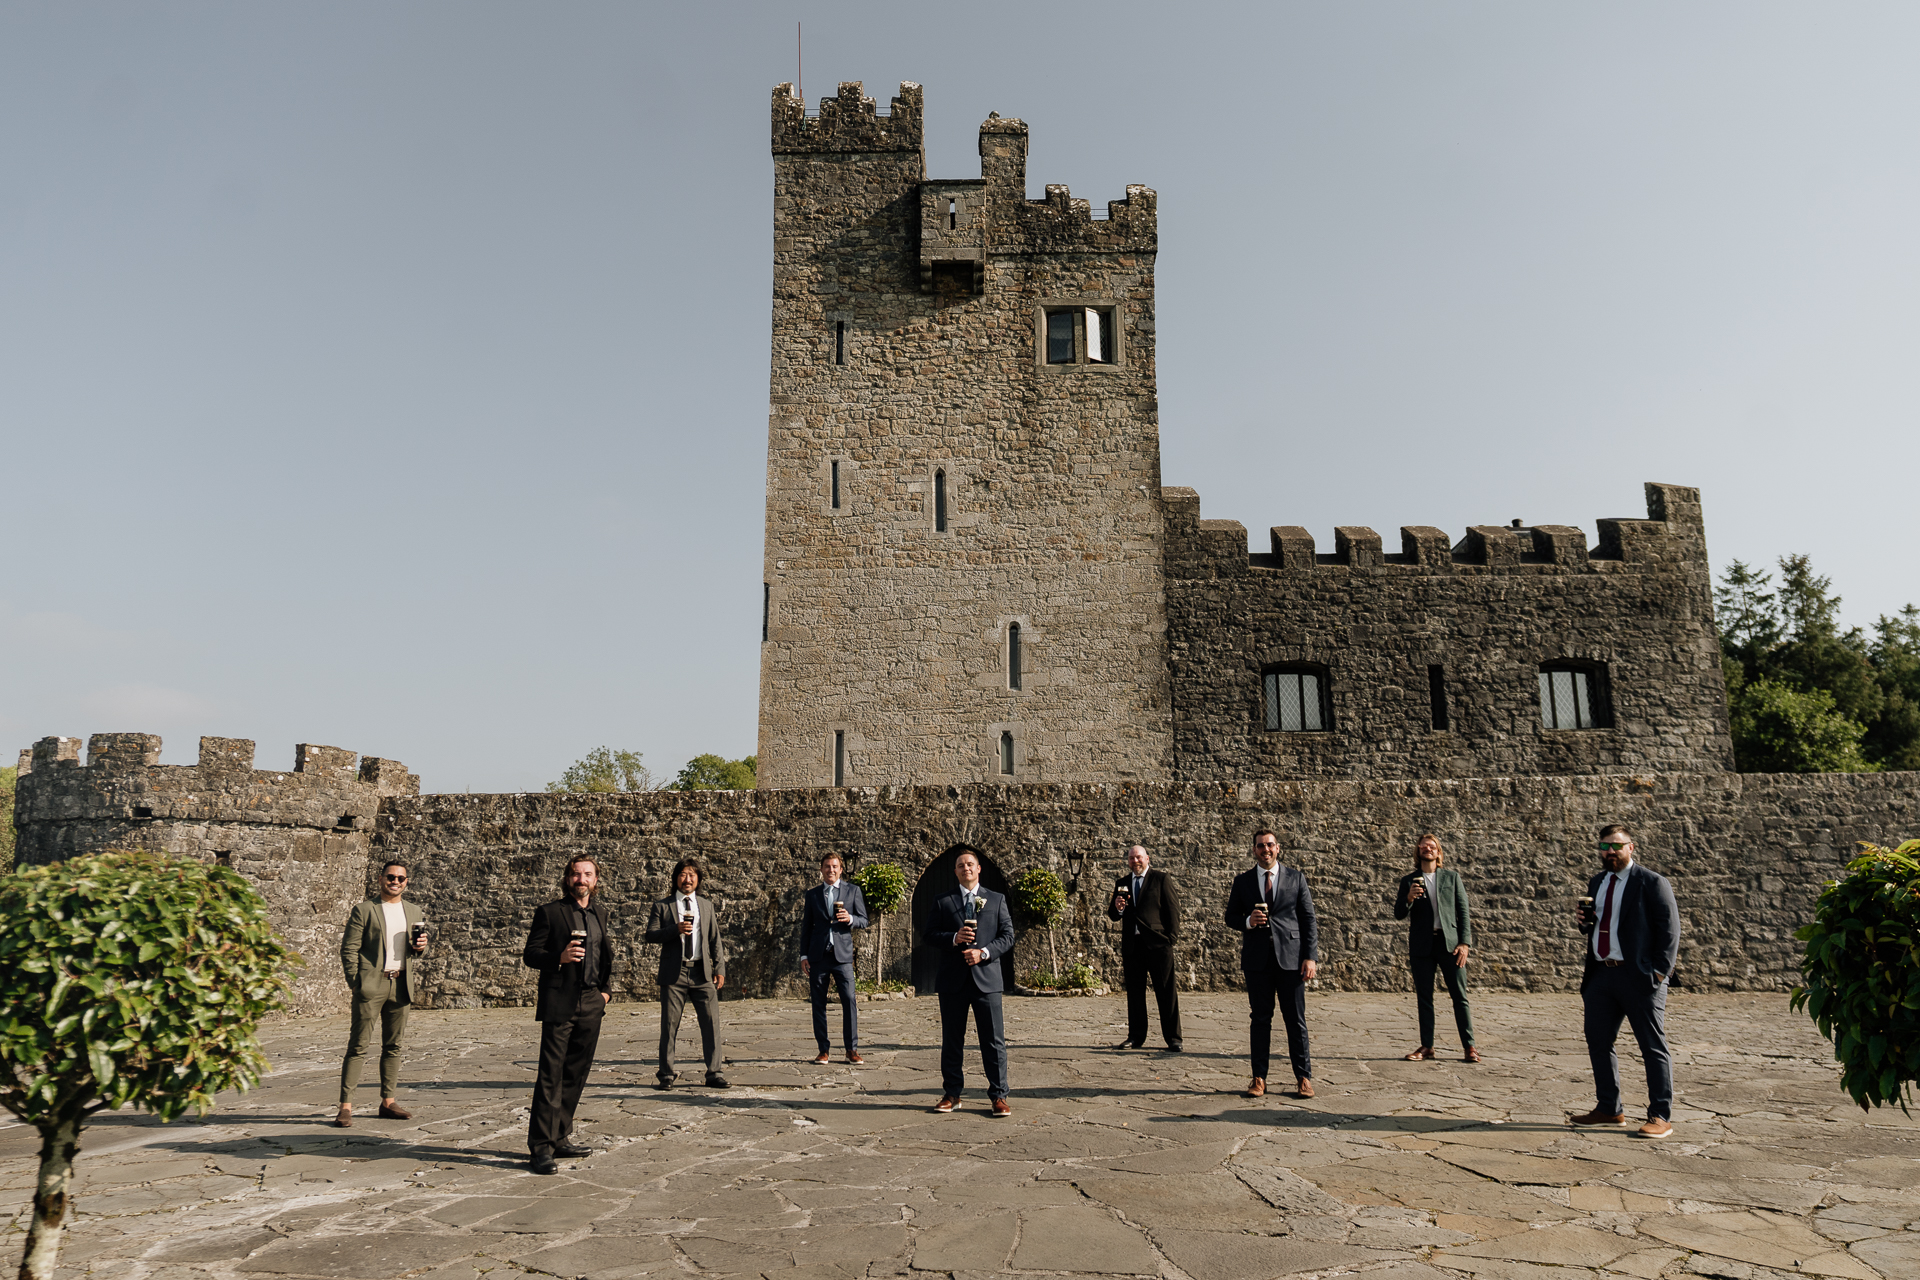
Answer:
[920,178,986,293]
[1169,483,1710,577]
[772,81,923,155]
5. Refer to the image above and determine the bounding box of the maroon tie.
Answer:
[1597,875,1615,960]
[1263,871,1273,905]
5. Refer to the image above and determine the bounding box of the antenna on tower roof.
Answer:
[797,22,802,109]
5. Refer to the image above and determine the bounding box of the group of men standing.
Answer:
[336,821,1685,1174]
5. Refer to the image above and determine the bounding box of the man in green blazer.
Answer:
[336,860,429,1126]
[1393,835,1478,1062]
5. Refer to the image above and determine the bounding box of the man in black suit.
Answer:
[645,857,728,1090]
[799,852,869,1064]
[1106,843,1183,1052]
[1571,824,1681,1139]
[522,855,614,1174]
[930,848,1016,1116]
[1224,828,1319,1099]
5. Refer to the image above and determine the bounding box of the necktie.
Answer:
[826,885,835,921]
[682,896,695,962]
[1263,870,1273,905]
[1597,875,1615,961]
[1132,875,1142,903]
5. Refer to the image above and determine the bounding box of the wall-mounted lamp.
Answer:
[1064,845,1088,893]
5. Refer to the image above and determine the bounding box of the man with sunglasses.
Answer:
[1225,829,1319,1100]
[1571,825,1681,1139]
[335,860,429,1127]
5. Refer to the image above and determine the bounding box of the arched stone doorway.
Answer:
[910,844,1016,995]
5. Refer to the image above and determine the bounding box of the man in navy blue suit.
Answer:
[930,848,1016,1116]
[799,853,869,1064]
[1224,829,1319,1100]
[1571,824,1681,1140]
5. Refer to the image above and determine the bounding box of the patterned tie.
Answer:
[1596,875,1615,961]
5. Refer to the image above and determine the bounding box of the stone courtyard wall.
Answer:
[373,769,1919,1009]
[12,733,418,1016]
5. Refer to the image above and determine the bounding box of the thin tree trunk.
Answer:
[876,918,885,984]
[21,1109,80,1280]
[1048,924,1058,982]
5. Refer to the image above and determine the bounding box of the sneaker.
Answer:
[810,1052,830,1064]
[1568,1108,1626,1127]
[1635,1118,1674,1140]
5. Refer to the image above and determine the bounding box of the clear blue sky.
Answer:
[6,3,1917,793]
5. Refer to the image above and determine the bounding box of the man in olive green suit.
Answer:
[1393,835,1478,1062]
[336,860,429,1125]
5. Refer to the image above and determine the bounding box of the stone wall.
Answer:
[371,769,1919,1010]
[758,81,1173,789]
[1165,482,1735,782]
[12,733,418,1016]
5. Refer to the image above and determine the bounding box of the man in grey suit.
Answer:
[1571,824,1681,1140]
[1224,829,1319,1099]
[646,857,728,1089]
[930,848,1016,1116]
[335,860,428,1127]
[799,853,868,1064]
[1393,834,1478,1062]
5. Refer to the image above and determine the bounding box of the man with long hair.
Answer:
[646,857,728,1088]
[522,855,614,1174]
[1393,834,1478,1062]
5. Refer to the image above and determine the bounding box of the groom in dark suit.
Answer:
[799,853,868,1064]
[1224,828,1319,1100]
[1571,824,1681,1140]
[930,848,1016,1116]
[1107,843,1183,1051]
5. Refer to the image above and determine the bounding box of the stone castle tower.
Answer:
[757,82,1174,788]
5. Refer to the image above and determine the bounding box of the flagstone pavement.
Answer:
[3,992,1916,1280]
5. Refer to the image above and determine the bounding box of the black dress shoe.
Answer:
[1110,1039,1142,1050]
[529,1154,559,1175]
[1164,1044,1184,1053]
[552,1142,591,1158]
[654,1077,675,1090]
[706,1074,731,1088]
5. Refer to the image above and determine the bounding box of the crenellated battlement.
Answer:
[1164,483,1706,579]
[772,80,923,155]
[1001,182,1157,255]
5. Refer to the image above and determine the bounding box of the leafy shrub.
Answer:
[1729,679,1876,773]
[670,754,757,790]
[849,861,908,983]
[1792,840,1920,1111]
[0,849,298,1278]
[1008,867,1066,927]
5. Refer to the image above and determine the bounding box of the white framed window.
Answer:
[1262,666,1329,732]
[1036,302,1121,369]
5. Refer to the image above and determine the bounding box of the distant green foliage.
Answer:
[850,861,906,916]
[1729,680,1876,774]
[1,849,298,1278]
[1008,867,1067,927]
[1715,558,1919,772]
[1792,840,1920,1112]
[1,764,15,868]
[1025,961,1098,991]
[546,747,656,793]
[670,754,757,791]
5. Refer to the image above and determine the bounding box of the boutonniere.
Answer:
[969,894,986,914]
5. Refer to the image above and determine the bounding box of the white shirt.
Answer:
[380,901,407,973]
[680,894,700,961]
[1421,871,1438,915]
[1591,863,1632,961]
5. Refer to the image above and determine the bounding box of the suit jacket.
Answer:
[523,897,615,1023]
[1394,867,1472,956]
[1106,868,1180,951]
[1578,861,1680,992]
[340,898,427,1004]
[799,880,869,966]
[929,886,1014,995]
[645,892,727,986]
[1224,864,1318,973]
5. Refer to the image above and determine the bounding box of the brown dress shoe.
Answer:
[1635,1118,1674,1139]
[811,1052,830,1064]
[1296,1077,1315,1099]
[1463,1046,1482,1063]
[1405,1046,1436,1061]
[1568,1108,1626,1127]
[1244,1077,1266,1098]
[933,1096,959,1113]
[845,1052,865,1064]
[377,1102,411,1120]
[332,1108,352,1128]
[991,1098,1012,1117]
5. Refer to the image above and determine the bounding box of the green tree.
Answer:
[545,747,656,793]
[1792,840,1920,1112]
[849,861,907,983]
[1728,679,1876,774]
[1008,867,1068,980]
[1866,607,1920,772]
[670,754,757,791]
[1,850,298,1280]
[1,764,16,869]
